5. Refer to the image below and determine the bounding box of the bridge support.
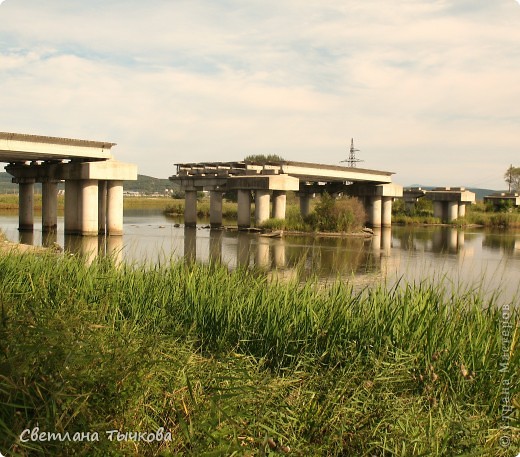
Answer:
[272,191,287,219]
[107,181,124,235]
[18,180,35,231]
[42,180,58,231]
[299,193,311,218]
[425,188,475,223]
[7,160,137,237]
[237,190,251,228]
[210,191,223,228]
[65,180,79,234]
[255,190,271,226]
[184,190,198,227]
[348,184,403,228]
[79,180,99,236]
[98,180,107,234]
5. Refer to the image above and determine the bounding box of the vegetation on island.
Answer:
[0,251,518,455]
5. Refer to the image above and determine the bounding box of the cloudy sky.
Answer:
[0,0,519,188]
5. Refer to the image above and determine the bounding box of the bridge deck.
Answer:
[0,132,115,163]
[175,160,394,184]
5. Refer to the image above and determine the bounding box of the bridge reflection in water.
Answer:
[12,221,520,294]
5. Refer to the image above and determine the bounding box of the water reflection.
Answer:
[64,235,124,265]
[2,208,519,302]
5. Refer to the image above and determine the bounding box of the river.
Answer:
[1,208,519,304]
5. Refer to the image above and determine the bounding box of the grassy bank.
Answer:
[0,252,518,455]
[0,194,172,211]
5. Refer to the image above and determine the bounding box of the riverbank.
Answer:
[0,251,518,456]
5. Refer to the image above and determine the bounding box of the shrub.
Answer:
[311,193,365,232]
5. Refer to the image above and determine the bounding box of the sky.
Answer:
[0,0,519,189]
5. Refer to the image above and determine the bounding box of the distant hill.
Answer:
[0,172,175,195]
[406,185,500,202]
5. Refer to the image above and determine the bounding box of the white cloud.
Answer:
[0,0,519,188]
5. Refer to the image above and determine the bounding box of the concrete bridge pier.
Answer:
[184,190,198,228]
[369,196,382,227]
[433,201,443,220]
[42,180,59,231]
[255,190,271,226]
[98,180,107,234]
[348,183,403,228]
[18,179,35,231]
[107,181,124,235]
[447,201,458,223]
[79,179,99,236]
[237,189,252,229]
[382,197,393,227]
[426,188,476,223]
[65,180,80,234]
[299,193,312,217]
[272,191,287,220]
[209,190,223,228]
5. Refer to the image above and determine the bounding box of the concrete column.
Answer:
[458,203,466,219]
[381,227,392,255]
[447,201,458,222]
[42,230,57,248]
[382,197,392,227]
[98,180,108,234]
[272,191,287,220]
[237,232,251,267]
[107,181,124,235]
[273,240,286,268]
[237,189,251,229]
[18,181,34,231]
[184,190,198,227]
[209,229,222,263]
[256,237,270,268]
[79,179,99,236]
[42,181,58,232]
[433,201,444,220]
[19,231,34,245]
[299,194,311,217]
[209,191,223,228]
[65,180,80,234]
[184,227,197,263]
[255,190,271,226]
[369,196,382,227]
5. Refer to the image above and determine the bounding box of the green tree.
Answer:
[243,154,285,164]
[504,165,520,192]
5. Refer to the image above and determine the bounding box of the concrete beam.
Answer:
[229,174,299,191]
[348,183,403,198]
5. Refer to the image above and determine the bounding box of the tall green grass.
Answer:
[0,252,518,455]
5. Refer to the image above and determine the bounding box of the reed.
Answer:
[0,252,518,455]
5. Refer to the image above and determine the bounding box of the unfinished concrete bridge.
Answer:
[170,161,404,228]
[0,132,137,236]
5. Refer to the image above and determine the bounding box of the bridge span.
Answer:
[0,132,137,236]
[171,160,403,228]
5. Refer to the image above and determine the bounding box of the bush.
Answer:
[310,194,365,232]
